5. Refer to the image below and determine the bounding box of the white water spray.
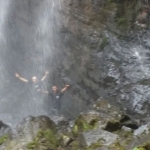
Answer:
[0,0,62,126]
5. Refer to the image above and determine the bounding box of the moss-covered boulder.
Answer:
[72,111,100,136]
[0,135,8,145]
[0,115,63,150]
[72,100,128,136]
[26,129,59,150]
[126,130,150,149]
[133,141,150,150]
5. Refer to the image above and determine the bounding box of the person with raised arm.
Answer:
[15,71,49,93]
[49,84,70,110]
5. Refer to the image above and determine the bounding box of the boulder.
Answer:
[0,115,61,150]
[81,128,119,147]
[0,121,11,148]
[72,111,101,136]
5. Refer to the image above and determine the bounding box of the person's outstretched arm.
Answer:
[15,73,28,83]
[41,90,49,94]
[61,85,70,93]
[37,89,49,94]
[41,70,49,81]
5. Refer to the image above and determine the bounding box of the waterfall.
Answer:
[0,0,61,126]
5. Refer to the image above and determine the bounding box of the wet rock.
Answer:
[67,120,75,133]
[0,111,149,150]
[0,116,61,150]
[80,128,119,148]
[133,121,150,137]
[0,120,11,148]
[62,135,72,146]
[0,121,11,137]
[72,111,100,135]
[143,40,150,48]
[71,99,134,137]
[133,142,150,150]
[126,124,150,149]
[121,126,132,132]
[134,124,149,136]
[56,0,150,121]
[50,115,68,131]
[127,136,150,150]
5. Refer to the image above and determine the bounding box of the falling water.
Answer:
[0,0,61,126]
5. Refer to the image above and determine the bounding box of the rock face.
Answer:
[1,105,150,150]
[0,116,60,150]
[0,107,129,150]
[48,0,150,120]
[81,128,119,147]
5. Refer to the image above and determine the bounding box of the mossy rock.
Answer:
[85,141,124,150]
[109,142,125,150]
[86,142,102,150]
[0,135,8,145]
[115,0,139,32]
[26,129,60,150]
[133,141,150,150]
[72,114,99,136]
[70,140,80,150]
[133,147,145,150]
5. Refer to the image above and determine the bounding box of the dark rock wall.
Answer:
[50,0,150,120]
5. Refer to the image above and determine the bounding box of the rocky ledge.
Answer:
[0,101,150,150]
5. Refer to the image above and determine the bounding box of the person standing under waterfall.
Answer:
[15,70,49,93]
[49,85,70,110]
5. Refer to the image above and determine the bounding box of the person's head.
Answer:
[52,86,58,92]
[32,76,37,83]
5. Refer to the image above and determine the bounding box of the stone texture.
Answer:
[81,128,119,147]
[49,0,150,121]
[0,116,59,150]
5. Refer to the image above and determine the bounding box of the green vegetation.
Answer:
[133,141,150,150]
[99,0,142,33]
[109,142,125,150]
[72,115,99,136]
[26,129,59,150]
[86,142,102,150]
[133,148,145,150]
[70,141,80,150]
[115,0,139,32]
[100,0,116,24]
[0,135,8,145]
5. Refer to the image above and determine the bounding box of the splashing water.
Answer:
[133,47,150,76]
[0,0,61,126]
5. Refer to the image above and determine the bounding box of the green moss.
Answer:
[0,135,8,145]
[26,129,59,150]
[133,148,145,150]
[93,0,142,33]
[100,0,116,24]
[115,0,139,32]
[109,142,125,150]
[26,142,36,149]
[72,116,99,135]
[133,141,150,150]
[86,141,124,150]
[86,142,102,150]
[70,141,80,150]
[117,17,128,28]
